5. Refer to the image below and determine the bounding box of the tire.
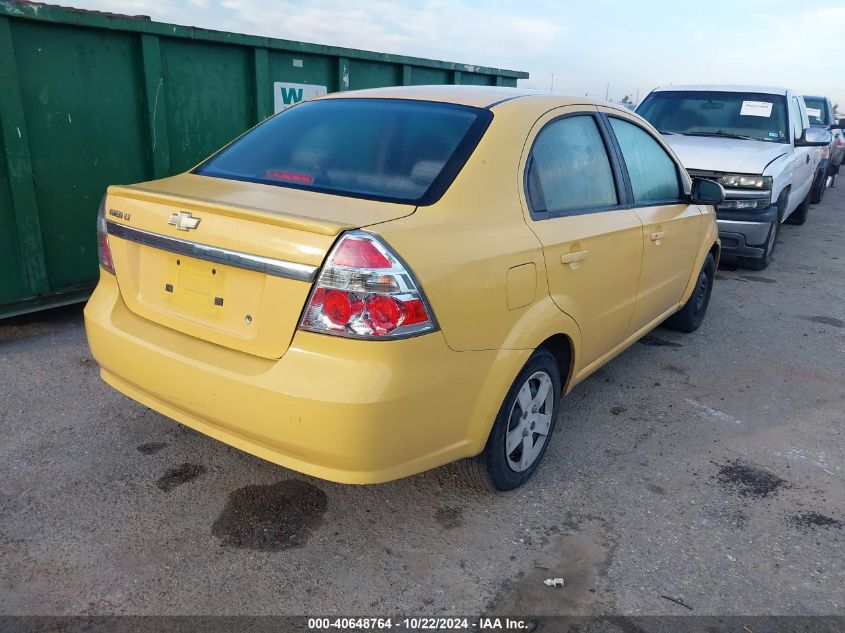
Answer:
[785,188,811,226]
[460,348,562,491]
[738,201,783,271]
[810,169,826,204]
[665,253,715,333]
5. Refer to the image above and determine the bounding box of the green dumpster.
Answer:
[0,1,528,318]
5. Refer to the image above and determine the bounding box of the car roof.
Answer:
[650,84,789,96]
[318,84,611,110]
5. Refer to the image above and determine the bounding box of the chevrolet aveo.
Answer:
[85,86,723,490]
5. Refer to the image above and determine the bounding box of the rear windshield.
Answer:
[637,90,789,143]
[194,98,493,205]
[803,97,831,126]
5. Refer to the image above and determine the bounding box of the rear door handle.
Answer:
[650,231,667,243]
[806,154,810,164]
[561,250,589,268]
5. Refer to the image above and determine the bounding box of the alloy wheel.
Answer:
[505,370,554,472]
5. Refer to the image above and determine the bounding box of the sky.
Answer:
[60,0,845,108]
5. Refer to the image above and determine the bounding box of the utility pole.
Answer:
[550,73,554,92]
[605,83,610,101]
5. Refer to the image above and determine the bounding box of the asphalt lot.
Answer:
[1,184,843,617]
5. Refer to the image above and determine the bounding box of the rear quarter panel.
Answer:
[373,99,583,379]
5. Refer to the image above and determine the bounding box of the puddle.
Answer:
[791,512,842,531]
[638,335,682,349]
[805,316,844,328]
[488,520,615,615]
[739,275,777,284]
[715,461,787,498]
[155,463,205,492]
[211,479,327,551]
[137,441,167,455]
[715,274,746,282]
[435,507,464,529]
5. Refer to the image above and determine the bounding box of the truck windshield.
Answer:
[195,98,492,205]
[637,91,789,143]
[802,97,831,126]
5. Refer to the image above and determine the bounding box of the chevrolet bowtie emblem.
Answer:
[168,211,201,231]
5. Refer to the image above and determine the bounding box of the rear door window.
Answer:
[525,115,619,217]
[195,98,492,205]
[608,117,682,205]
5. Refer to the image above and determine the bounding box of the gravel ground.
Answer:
[1,183,843,617]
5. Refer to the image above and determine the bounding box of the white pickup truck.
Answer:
[636,85,832,270]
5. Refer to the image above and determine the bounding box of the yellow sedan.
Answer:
[85,86,722,490]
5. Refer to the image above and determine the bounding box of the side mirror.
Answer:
[796,127,832,146]
[690,178,725,206]
[837,119,845,130]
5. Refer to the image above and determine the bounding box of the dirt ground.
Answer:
[1,183,843,617]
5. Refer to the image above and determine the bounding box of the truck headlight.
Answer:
[719,174,773,189]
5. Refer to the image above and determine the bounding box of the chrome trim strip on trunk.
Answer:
[106,221,318,282]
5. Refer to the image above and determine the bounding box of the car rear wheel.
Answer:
[455,348,561,491]
[665,253,715,333]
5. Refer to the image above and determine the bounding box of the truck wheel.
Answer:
[785,188,811,226]
[738,219,777,270]
[738,217,780,270]
[457,348,561,491]
[739,190,786,270]
[665,253,715,333]
[810,169,826,204]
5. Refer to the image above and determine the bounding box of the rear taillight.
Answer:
[96,197,114,274]
[299,231,437,339]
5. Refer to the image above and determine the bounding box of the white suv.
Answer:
[637,85,831,270]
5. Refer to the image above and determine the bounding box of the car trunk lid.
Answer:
[104,173,415,360]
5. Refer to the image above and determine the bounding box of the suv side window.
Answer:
[608,117,682,204]
[526,115,618,217]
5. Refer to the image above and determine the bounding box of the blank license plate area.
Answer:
[137,248,267,335]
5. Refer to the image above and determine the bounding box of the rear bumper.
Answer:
[84,273,526,484]
[716,205,777,258]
